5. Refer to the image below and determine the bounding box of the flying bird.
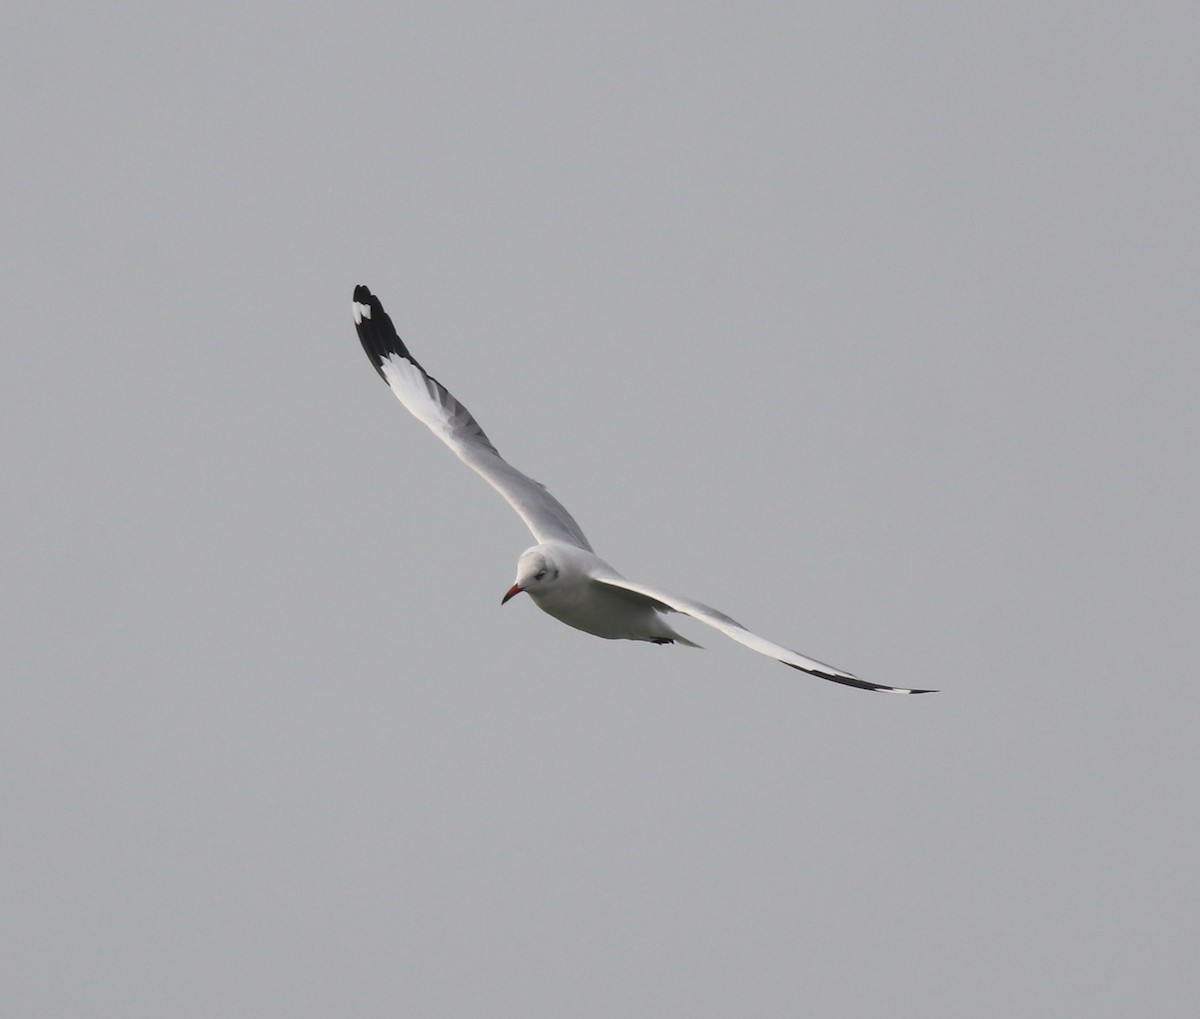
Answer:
[353,285,934,694]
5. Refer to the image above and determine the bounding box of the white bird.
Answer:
[353,285,935,694]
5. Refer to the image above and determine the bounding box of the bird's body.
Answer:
[352,284,935,694]
[509,542,699,646]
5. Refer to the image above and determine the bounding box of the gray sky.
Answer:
[4,2,1198,1015]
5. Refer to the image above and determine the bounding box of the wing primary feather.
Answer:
[353,286,495,444]
[353,284,397,382]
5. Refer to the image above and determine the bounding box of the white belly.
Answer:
[529,578,681,643]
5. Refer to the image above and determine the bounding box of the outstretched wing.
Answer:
[353,286,593,551]
[592,575,936,694]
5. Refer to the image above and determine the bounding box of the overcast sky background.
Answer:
[4,2,1198,1016]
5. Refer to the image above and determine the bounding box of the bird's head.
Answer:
[502,546,561,604]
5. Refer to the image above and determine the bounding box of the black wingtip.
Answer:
[352,284,415,382]
[780,660,938,694]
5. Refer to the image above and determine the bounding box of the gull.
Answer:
[353,285,935,694]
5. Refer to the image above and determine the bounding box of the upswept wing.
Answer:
[353,286,593,551]
[592,575,935,694]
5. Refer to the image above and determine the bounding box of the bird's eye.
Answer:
[535,569,547,580]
